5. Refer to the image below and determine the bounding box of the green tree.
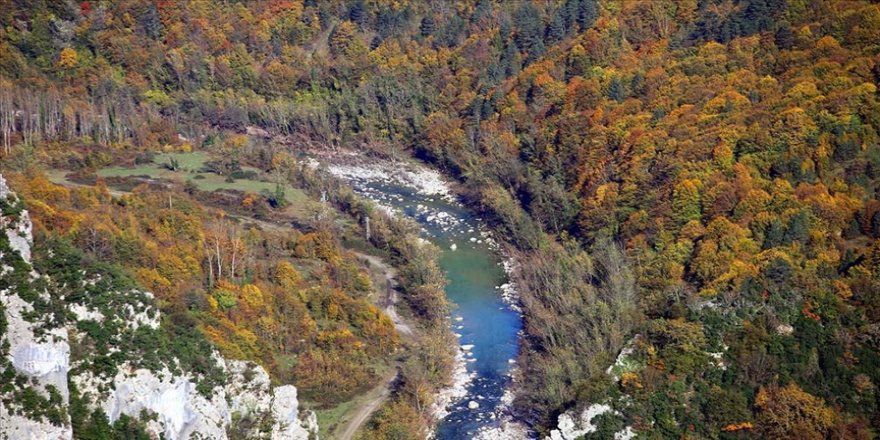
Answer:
[546,10,567,45]
[330,21,358,56]
[672,179,702,225]
[420,15,436,37]
[577,0,599,30]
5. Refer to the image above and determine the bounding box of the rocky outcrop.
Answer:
[71,359,318,440]
[0,175,318,440]
[547,403,636,440]
[1,175,73,440]
[271,385,318,439]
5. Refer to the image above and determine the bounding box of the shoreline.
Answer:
[316,150,531,437]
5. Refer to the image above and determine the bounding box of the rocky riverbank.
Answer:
[315,152,532,439]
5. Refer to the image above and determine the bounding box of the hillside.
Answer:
[1,174,318,439]
[2,0,880,439]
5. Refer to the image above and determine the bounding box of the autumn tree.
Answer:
[755,384,835,440]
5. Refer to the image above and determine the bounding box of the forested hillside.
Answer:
[3,0,880,438]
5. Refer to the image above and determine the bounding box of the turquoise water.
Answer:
[347,178,523,438]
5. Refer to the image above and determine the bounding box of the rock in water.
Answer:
[469,401,480,410]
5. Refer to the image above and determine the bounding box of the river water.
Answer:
[327,164,523,438]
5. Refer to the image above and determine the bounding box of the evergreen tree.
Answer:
[872,61,880,86]
[471,0,493,25]
[420,15,436,37]
[437,15,465,48]
[513,2,542,51]
[545,9,567,45]
[131,2,163,39]
[630,72,646,97]
[349,0,366,26]
[784,211,811,244]
[872,210,880,238]
[764,218,786,249]
[526,39,546,64]
[564,0,580,33]
[513,2,545,64]
[577,0,599,30]
[499,18,512,41]
[112,414,151,440]
[607,77,626,102]
[501,42,521,77]
[774,23,795,49]
[80,409,113,440]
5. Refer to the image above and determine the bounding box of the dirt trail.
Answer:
[356,252,413,336]
[333,253,416,440]
[336,370,396,440]
[49,175,411,440]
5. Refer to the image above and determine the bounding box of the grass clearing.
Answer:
[87,152,308,210]
[48,151,309,216]
[153,151,211,170]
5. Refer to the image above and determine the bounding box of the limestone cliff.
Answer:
[0,175,318,440]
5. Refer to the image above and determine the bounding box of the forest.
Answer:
[2,0,880,439]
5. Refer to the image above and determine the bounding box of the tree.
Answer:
[545,9,567,45]
[607,77,626,102]
[577,0,599,30]
[330,21,358,56]
[775,23,795,49]
[672,179,701,225]
[420,15,436,37]
[755,383,835,440]
[872,210,880,238]
[57,47,78,70]
[513,2,545,63]
[348,1,366,26]
[79,408,113,440]
[274,261,301,290]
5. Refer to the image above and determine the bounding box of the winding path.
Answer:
[333,253,415,440]
[356,253,413,336]
[337,370,396,440]
[46,173,416,440]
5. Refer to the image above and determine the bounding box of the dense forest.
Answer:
[3,0,880,438]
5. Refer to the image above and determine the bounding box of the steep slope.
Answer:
[0,174,317,440]
[2,0,880,437]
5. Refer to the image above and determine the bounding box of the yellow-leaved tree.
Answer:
[57,47,78,69]
[755,383,834,440]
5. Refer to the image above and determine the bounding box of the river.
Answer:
[326,162,524,439]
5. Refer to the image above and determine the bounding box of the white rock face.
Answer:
[70,323,318,440]
[70,302,105,322]
[271,385,318,440]
[776,323,794,335]
[1,176,73,440]
[548,404,613,440]
[0,176,32,264]
[615,426,637,440]
[11,342,70,378]
[0,175,318,440]
[547,403,636,440]
[106,370,202,440]
[0,409,72,440]
[606,337,638,381]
